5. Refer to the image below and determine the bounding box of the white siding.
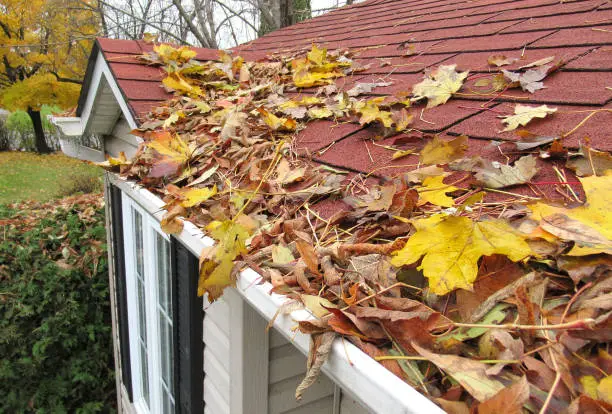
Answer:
[105,117,140,159]
[203,295,232,413]
[340,391,372,414]
[268,329,335,414]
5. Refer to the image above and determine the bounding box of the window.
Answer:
[122,195,175,414]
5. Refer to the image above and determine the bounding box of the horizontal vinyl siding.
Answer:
[284,396,335,414]
[203,296,232,413]
[340,391,371,414]
[268,329,335,414]
[204,376,230,414]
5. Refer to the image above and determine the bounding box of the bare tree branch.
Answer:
[171,0,214,47]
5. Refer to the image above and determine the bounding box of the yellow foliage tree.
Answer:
[0,0,100,152]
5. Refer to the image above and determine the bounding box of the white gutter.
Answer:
[50,116,84,136]
[108,173,444,414]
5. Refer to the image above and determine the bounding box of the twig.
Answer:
[342,282,422,311]
[523,341,555,357]
[483,187,540,200]
[560,281,592,323]
[539,345,561,414]
[453,318,595,331]
[375,356,521,364]
[365,140,374,163]
[233,140,284,220]
[553,165,580,203]
[341,336,353,366]
[419,108,435,125]
[561,109,612,139]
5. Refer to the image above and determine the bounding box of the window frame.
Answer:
[122,193,175,414]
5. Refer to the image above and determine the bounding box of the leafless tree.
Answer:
[89,0,363,49]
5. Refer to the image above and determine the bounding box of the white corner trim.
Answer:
[107,174,444,414]
[52,50,138,138]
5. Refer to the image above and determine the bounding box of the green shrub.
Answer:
[58,174,104,197]
[0,195,115,413]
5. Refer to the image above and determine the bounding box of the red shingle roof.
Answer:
[94,0,612,205]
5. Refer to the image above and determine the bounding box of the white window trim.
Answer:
[122,193,174,414]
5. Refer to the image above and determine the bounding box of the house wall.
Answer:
[105,117,140,159]
[202,290,371,414]
[202,295,231,414]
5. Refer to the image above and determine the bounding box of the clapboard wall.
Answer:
[202,290,371,414]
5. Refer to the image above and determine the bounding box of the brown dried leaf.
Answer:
[514,133,557,151]
[540,213,612,249]
[412,343,506,402]
[566,147,612,177]
[478,376,530,414]
[160,204,186,234]
[557,255,612,284]
[435,399,470,414]
[487,55,519,67]
[519,55,555,69]
[295,332,336,399]
[295,239,320,275]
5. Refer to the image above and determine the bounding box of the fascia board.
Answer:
[49,116,84,136]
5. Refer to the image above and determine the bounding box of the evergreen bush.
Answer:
[0,195,115,413]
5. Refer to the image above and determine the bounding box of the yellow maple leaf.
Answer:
[529,174,612,255]
[180,186,218,208]
[420,135,468,165]
[307,44,327,65]
[292,64,342,88]
[391,214,532,295]
[146,131,192,178]
[162,72,202,96]
[417,176,459,207]
[291,44,348,88]
[198,220,250,301]
[501,104,557,132]
[257,107,297,131]
[412,64,469,108]
[308,107,334,119]
[96,152,130,169]
[154,44,196,64]
[598,376,612,404]
[298,97,323,105]
[357,100,393,128]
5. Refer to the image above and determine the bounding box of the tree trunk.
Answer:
[27,108,52,154]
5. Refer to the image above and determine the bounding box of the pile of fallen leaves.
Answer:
[102,43,611,412]
[0,193,105,275]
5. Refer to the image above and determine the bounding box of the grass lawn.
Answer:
[0,151,103,204]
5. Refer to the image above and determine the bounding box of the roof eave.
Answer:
[54,44,138,143]
[108,172,443,414]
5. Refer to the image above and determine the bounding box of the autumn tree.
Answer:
[0,0,100,153]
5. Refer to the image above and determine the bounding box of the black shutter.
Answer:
[109,185,133,401]
[171,240,204,414]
